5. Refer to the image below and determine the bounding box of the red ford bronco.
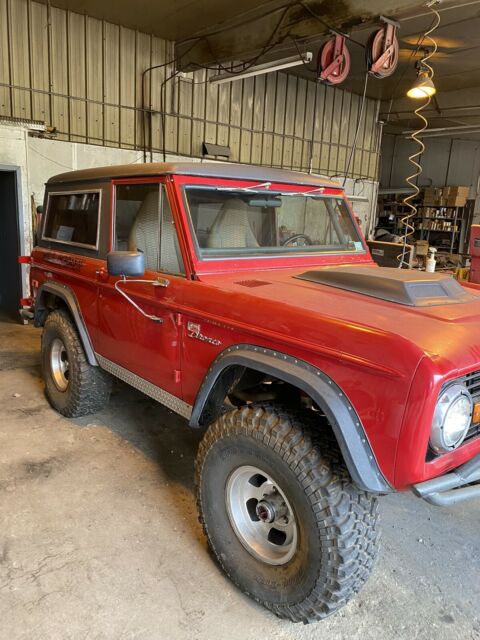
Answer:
[26,162,480,623]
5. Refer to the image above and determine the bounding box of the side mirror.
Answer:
[107,251,145,277]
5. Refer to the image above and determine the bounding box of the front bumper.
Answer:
[412,454,480,506]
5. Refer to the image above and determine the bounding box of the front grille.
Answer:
[464,370,480,441]
[466,423,480,440]
[465,370,480,397]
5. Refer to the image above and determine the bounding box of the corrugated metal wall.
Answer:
[0,0,380,179]
[381,133,480,188]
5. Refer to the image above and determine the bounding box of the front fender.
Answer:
[190,345,391,494]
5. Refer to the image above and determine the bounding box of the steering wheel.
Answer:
[281,233,312,247]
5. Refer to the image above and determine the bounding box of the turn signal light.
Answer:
[473,402,480,424]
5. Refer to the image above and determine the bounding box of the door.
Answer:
[0,171,22,321]
[96,180,185,399]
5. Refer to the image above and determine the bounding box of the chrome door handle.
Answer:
[153,277,170,288]
[95,268,109,283]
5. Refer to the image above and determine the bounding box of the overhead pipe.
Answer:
[402,124,480,137]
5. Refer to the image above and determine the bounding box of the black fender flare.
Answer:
[190,345,391,494]
[34,281,98,366]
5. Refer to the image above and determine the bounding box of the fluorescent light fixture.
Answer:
[0,116,47,131]
[209,52,313,85]
[202,142,231,157]
[406,72,436,99]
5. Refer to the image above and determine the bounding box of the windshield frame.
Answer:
[171,174,370,274]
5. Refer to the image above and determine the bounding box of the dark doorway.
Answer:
[0,170,22,321]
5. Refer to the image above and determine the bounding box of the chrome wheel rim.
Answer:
[226,465,298,565]
[50,338,70,391]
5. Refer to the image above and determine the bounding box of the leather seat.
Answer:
[129,190,182,273]
[207,198,259,249]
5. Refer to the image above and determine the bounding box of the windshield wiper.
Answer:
[216,181,272,192]
[214,184,334,197]
[301,187,326,197]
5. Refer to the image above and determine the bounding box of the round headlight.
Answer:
[430,383,473,454]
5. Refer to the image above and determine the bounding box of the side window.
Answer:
[114,183,185,275]
[43,191,100,248]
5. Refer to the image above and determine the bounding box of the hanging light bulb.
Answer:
[407,70,436,99]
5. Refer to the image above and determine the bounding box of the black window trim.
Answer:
[42,189,102,251]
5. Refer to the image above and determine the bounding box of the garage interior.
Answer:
[1,0,480,638]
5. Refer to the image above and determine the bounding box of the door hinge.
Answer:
[175,313,183,327]
[174,369,182,384]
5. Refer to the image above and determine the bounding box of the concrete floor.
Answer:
[1,316,480,640]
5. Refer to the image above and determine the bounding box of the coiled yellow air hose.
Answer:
[398,1,441,268]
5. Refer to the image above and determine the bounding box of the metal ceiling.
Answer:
[35,0,279,42]
[37,0,425,47]
[36,0,480,133]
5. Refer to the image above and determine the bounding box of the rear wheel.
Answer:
[42,309,111,417]
[195,404,379,623]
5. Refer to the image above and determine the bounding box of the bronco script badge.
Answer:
[187,322,222,346]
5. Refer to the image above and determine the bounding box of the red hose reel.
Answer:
[367,17,400,78]
[317,34,351,85]
[317,17,400,86]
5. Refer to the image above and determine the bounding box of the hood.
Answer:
[199,264,480,375]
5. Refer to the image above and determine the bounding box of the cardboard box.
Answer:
[447,195,467,207]
[424,186,470,208]
[423,187,442,206]
[445,186,470,207]
[415,240,429,257]
[447,186,470,196]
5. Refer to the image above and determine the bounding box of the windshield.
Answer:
[184,186,364,258]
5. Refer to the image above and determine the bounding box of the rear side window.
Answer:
[43,191,100,248]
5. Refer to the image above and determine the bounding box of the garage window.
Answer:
[43,191,100,249]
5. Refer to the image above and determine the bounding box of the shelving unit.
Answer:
[376,195,466,254]
[376,198,419,235]
[413,205,464,253]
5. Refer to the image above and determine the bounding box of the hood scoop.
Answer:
[295,266,476,307]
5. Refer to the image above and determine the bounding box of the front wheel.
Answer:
[195,405,379,623]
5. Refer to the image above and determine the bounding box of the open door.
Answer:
[0,170,23,321]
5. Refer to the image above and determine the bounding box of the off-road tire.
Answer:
[41,309,111,418]
[195,404,379,623]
